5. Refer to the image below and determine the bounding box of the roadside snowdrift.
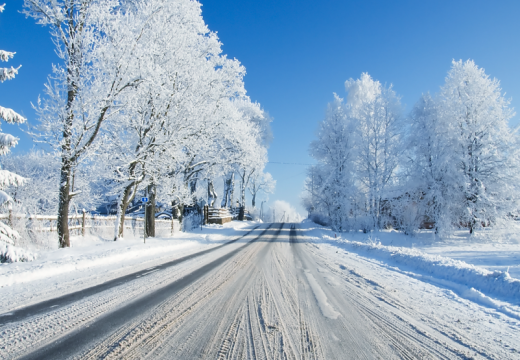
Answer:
[300,221,520,304]
[0,221,257,289]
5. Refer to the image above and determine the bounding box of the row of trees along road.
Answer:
[0,0,274,248]
[303,60,520,236]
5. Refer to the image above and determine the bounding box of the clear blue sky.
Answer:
[1,0,520,215]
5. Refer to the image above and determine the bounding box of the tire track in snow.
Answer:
[5,222,488,359]
[16,224,274,360]
[0,225,262,327]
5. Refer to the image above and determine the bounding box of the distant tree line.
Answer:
[303,60,520,236]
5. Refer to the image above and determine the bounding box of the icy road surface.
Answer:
[1,223,518,359]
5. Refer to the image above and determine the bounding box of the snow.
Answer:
[299,220,520,317]
[0,66,19,83]
[0,243,36,263]
[0,50,14,62]
[0,221,18,245]
[0,221,258,312]
[0,170,25,189]
[304,270,341,319]
[1,222,520,358]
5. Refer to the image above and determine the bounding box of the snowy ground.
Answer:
[0,221,519,359]
[328,223,520,279]
[298,222,520,359]
[0,221,257,314]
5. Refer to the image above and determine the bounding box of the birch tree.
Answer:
[308,94,357,230]
[346,73,404,230]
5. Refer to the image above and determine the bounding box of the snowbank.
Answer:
[300,222,520,304]
[0,221,257,289]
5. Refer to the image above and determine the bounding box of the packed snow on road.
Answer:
[0,221,519,359]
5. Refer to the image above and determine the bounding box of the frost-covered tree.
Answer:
[232,99,270,208]
[346,74,404,230]
[308,94,357,230]
[248,172,275,208]
[305,73,404,232]
[2,150,100,216]
[24,0,151,247]
[401,93,463,235]
[0,3,27,245]
[438,60,520,233]
[2,151,58,215]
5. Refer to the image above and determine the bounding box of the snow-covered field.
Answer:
[0,221,258,313]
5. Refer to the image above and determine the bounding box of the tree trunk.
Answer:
[57,159,71,248]
[177,203,184,227]
[229,173,235,208]
[221,172,233,208]
[252,192,256,208]
[146,184,156,237]
[114,181,136,241]
[57,9,82,248]
[240,171,246,208]
[207,179,217,207]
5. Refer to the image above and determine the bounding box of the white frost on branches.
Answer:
[20,0,273,244]
[0,50,15,62]
[0,106,26,124]
[304,60,520,237]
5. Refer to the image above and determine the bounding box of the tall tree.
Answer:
[439,60,519,233]
[346,73,404,230]
[403,93,463,235]
[308,94,357,230]
[25,0,144,247]
[248,172,275,208]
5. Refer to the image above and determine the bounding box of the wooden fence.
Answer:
[0,211,179,237]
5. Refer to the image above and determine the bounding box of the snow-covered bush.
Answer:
[0,243,37,263]
[309,213,330,227]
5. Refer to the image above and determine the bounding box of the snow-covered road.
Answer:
[1,223,518,359]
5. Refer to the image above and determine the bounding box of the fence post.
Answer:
[82,210,86,236]
[8,208,12,227]
[171,216,174,236]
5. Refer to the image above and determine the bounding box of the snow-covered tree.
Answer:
[400,93,463,235]
[24,0,154,247]
[248,172,275,208]
[346,73,404,230]
[0,3,27,245]
[438,60,520,233]
[305,74,404,232]
[232,99,269,208]
[307,94,357,230]
[2,150,58,215]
